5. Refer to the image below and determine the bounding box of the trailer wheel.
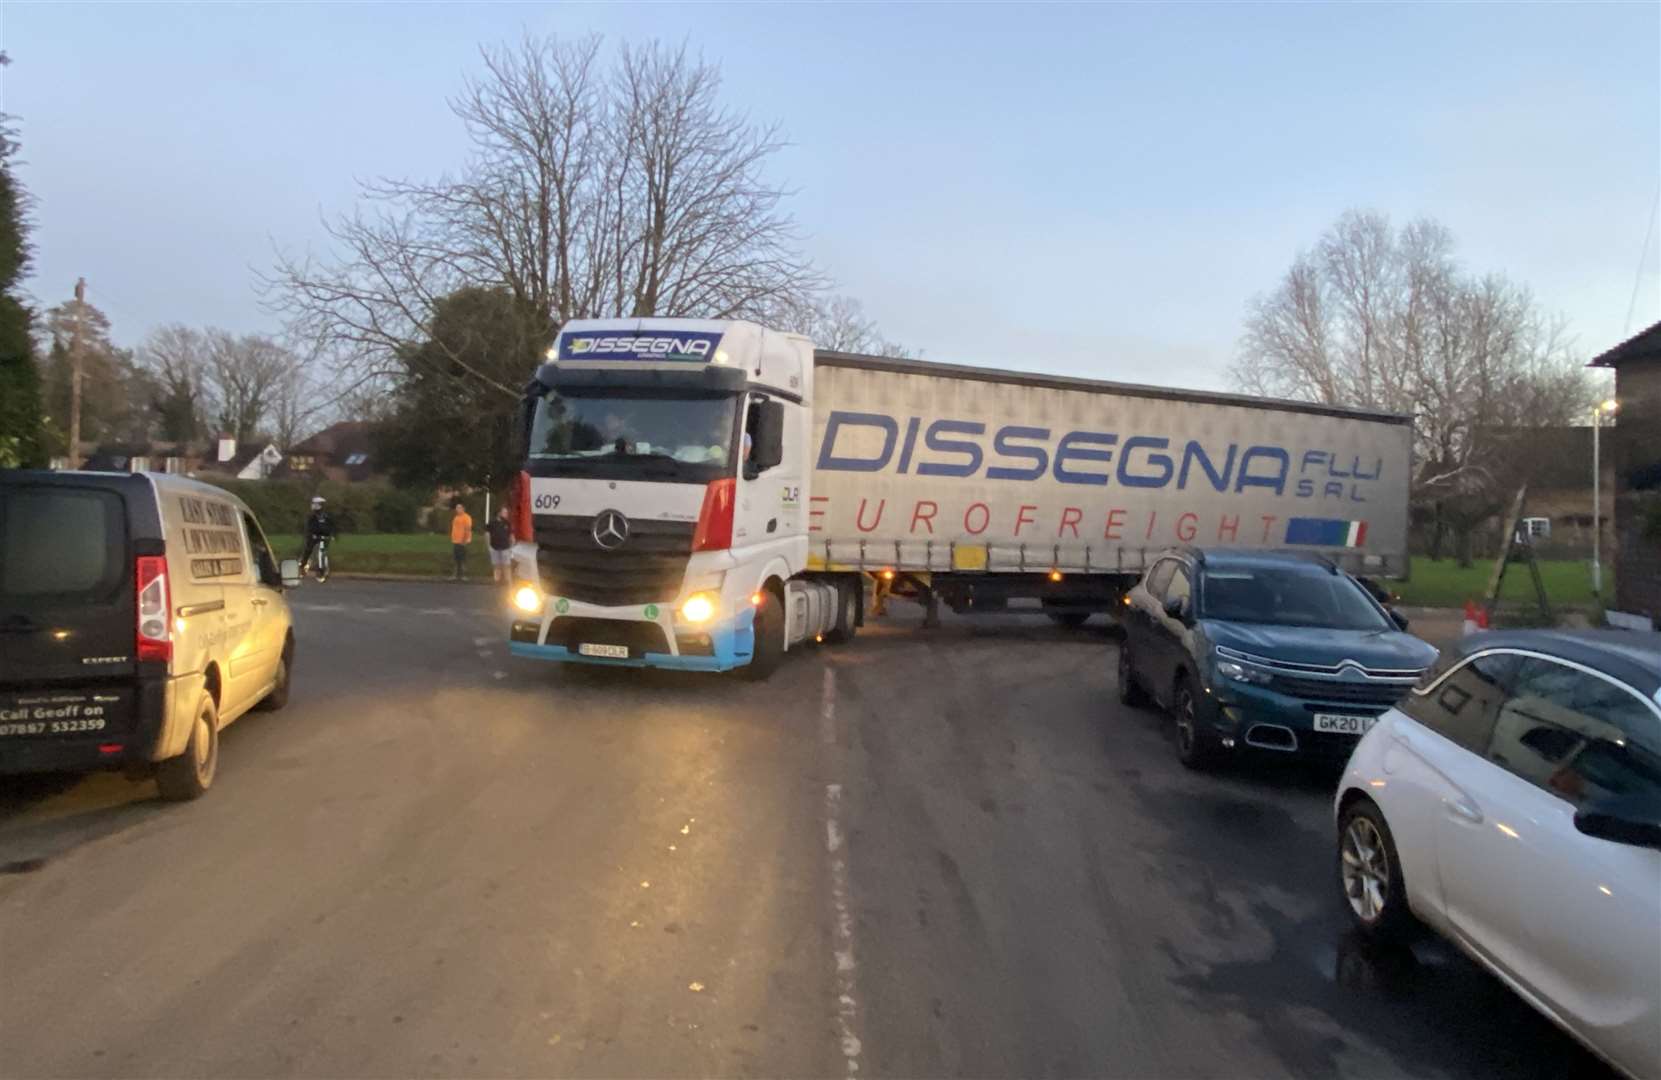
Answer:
[825,581,859,644]
[1041,597,1089,629]
[741,590,785,681]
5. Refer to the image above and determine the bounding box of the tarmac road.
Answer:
[0,581,1613,1078]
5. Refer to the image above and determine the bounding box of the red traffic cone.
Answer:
[1462,600,1480,637]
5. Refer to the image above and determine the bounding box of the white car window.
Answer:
[1401,651,1521,753]
[1488,658,1661,809]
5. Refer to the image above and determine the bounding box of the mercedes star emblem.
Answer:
[592,509,629,550]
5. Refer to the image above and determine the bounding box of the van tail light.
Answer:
[512,470,534,542]
[135,555,172,663]
[691,478,737,552]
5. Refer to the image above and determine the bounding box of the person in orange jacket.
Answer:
[449,500,474,581]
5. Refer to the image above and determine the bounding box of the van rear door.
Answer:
[0,480,139,750]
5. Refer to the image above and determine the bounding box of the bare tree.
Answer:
[137,325,210,442]
[773,293,911,356]
[263,34,823,402]
[204,331,295,444]
[1233,210,1596,562]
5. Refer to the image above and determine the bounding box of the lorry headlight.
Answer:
[513,585,542,613]
[1215,659,1272,685]
[679,592,717,624]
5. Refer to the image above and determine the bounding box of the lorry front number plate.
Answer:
[578,643,629,659]
[1313,713,1376,736]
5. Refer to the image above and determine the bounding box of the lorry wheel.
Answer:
[1046,611,1089,629]
[742,591,785,681]
[156,694,219,801]
[825,581,859,644]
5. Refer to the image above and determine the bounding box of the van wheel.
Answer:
[1173,674,1218,771]
[741,591,784,681]
[825,581,859,644]
[156,695,218,801]
[257,648,291,712]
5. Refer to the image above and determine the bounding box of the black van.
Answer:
[1,470,299,798]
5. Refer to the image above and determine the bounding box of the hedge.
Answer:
[199,478,433,535]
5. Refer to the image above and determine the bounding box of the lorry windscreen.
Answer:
[528,390,739,478]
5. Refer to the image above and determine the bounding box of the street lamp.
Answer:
[1592,398,1619,598]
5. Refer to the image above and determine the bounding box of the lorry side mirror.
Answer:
[750,401,785,472]
[520,396,539,450]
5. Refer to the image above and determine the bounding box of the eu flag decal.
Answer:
[1285,518,1368,547]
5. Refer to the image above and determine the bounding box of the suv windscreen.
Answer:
[1199,567,1391,630]
[0,487,127,603]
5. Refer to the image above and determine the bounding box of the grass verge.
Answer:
[268,533,498,578]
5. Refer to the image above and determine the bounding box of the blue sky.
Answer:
[6,2,1657,391]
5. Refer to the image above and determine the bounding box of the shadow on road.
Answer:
[0,771,166,872]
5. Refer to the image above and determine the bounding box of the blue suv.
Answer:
[1118,548,1438,769]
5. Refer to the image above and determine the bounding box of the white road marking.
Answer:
[360,606,390,614]
[492,671,507,680]
[473,636,495,647]
[820,666,837,746]
[821,666,863,1076]
[296,603,346,612]
[476,649,493,659]
[418,607,456,616]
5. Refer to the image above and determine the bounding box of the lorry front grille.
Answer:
[533,515,693,607]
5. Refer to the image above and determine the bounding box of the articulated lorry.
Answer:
[506,318,1412,677]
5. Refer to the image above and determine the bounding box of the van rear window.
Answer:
[0,488,126,599]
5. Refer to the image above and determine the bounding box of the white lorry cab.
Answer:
[0,470,302,798]
[507,318,1414,678]
[508,319,831,677]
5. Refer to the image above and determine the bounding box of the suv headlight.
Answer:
[1215,658,1272,685]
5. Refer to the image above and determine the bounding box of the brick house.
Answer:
[279,421,378,484]
[1590,320,1661,626]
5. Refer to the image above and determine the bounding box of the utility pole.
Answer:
[67,278,87,469]
[1591,398,1620,598]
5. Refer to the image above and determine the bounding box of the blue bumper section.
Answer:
[511,607,755,673]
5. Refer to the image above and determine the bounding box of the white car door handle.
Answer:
[1447,797,1483,824]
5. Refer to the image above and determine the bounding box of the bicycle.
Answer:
[302,537,331,583]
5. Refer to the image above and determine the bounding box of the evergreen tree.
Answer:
[0,84,45,467]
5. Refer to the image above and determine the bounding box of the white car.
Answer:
[1335,630,1661,1080]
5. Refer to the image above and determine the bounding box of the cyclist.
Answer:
[300,496,336,580]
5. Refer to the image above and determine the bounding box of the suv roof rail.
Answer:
[1290,551,1341,574]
